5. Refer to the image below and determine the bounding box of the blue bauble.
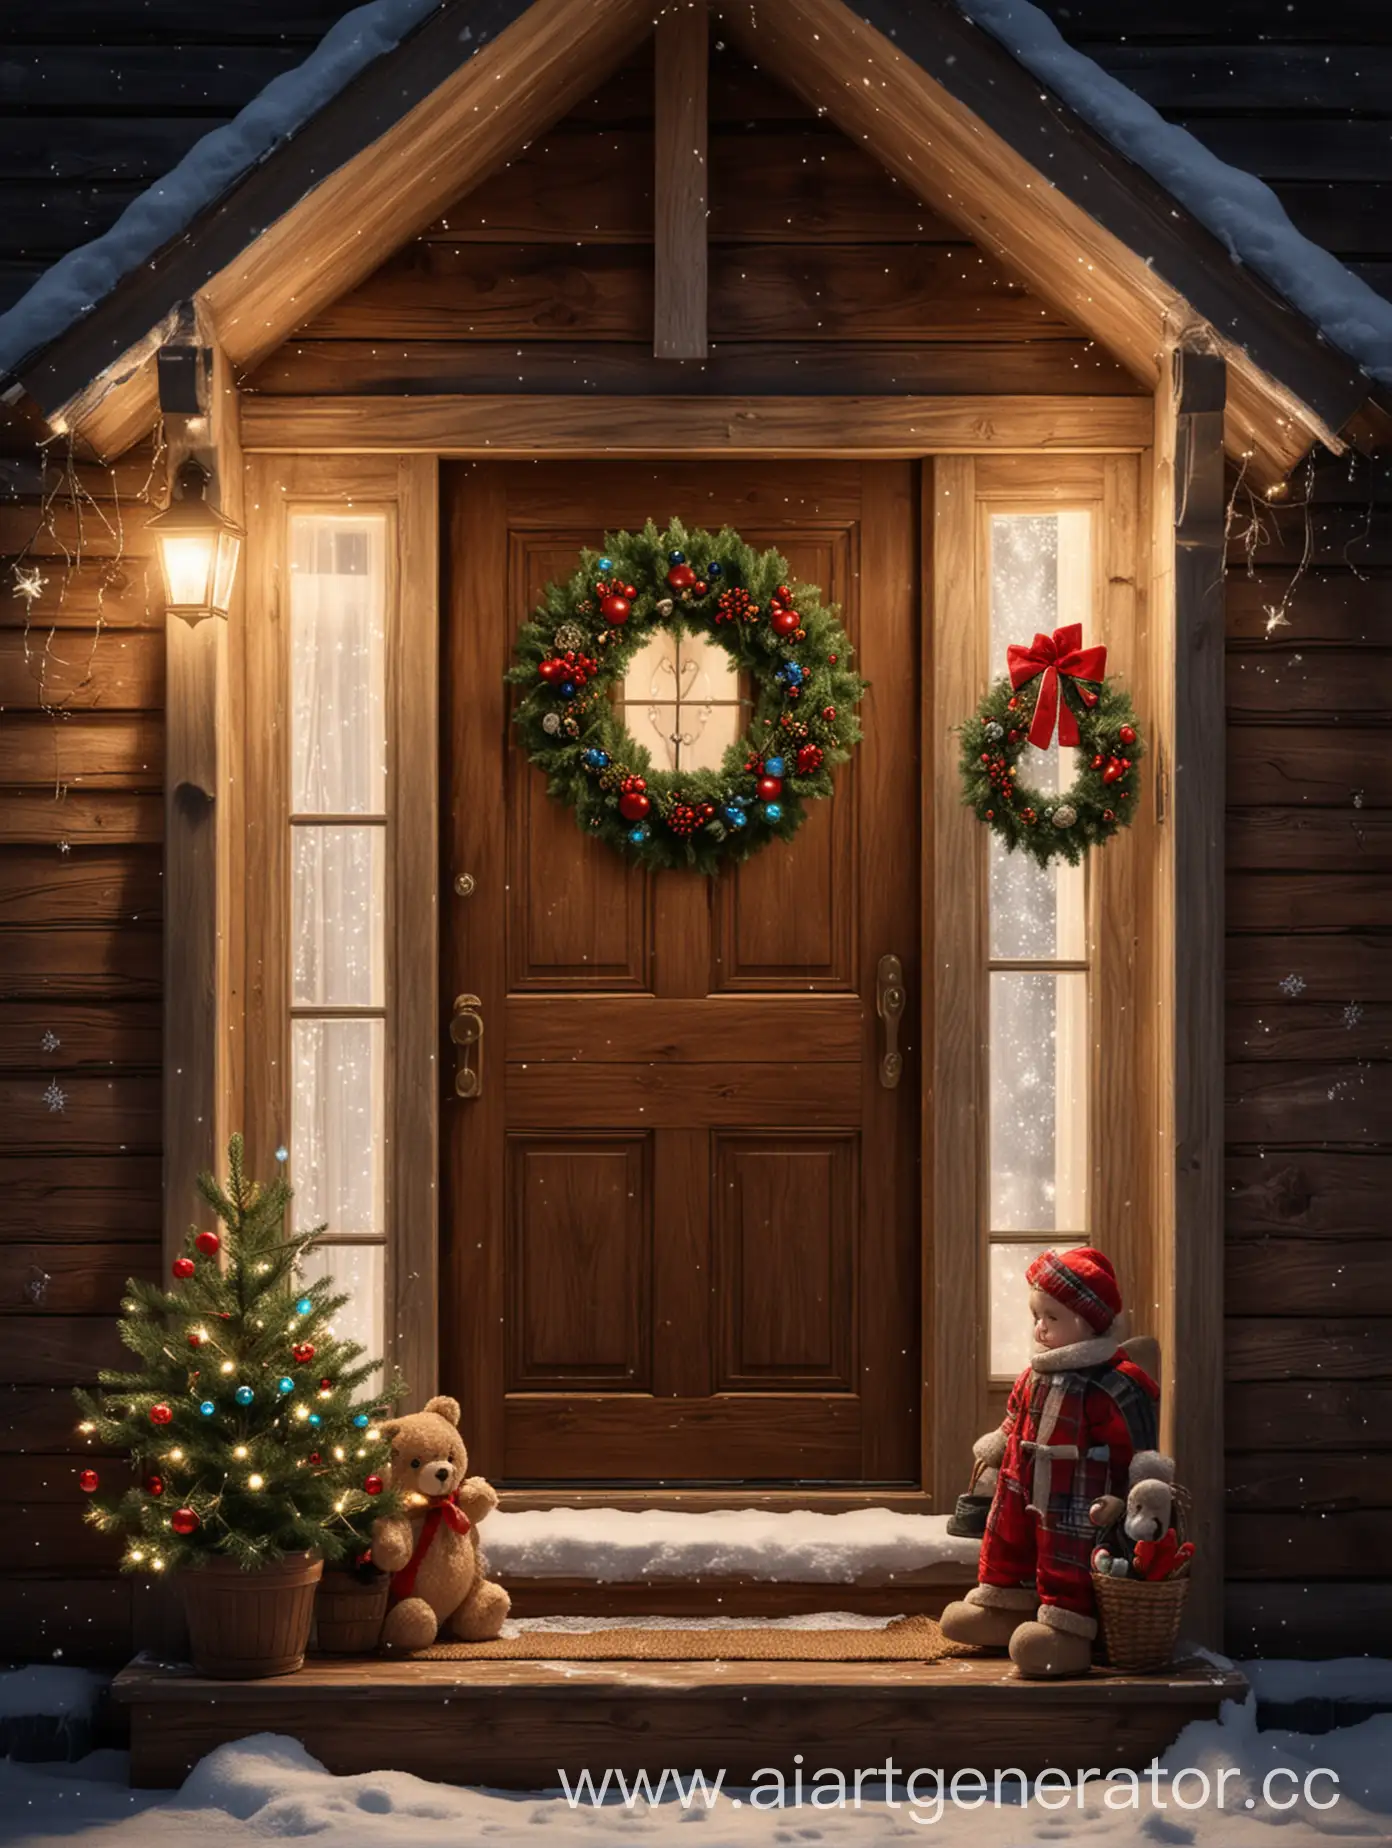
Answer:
[583,747,609,770]
[764,756,785,777]
[295,1297,312,1315]
[235,1385,254,1407]
[353,1413,369,1429]
[278,1376,294,1395]
[198,1400,215,1417]
[668,549,686,565]
[723,806,747,829]
[628,823,651,845]
[764,803,783,822]
[732,795,751,808]
[708,562,723,578]
[560,680,576,698]
[597,555,614,571]
[308,1412,322,1428]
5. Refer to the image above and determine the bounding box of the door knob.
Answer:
[876,954,905,1089]
[450,994,484,1099]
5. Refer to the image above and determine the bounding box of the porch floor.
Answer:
[114,1651,1249,1789]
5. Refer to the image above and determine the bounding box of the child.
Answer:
[939,1246,1171,1678]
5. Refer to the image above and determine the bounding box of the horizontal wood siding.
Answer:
[0,442,162,1660]
[1224,451,1392,1655]
[246,41,1144,402]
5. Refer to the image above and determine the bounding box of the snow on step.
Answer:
[484,1507,979,1584]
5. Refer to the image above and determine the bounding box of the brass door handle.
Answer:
[876,954,905,1089]
[450,994,484,1099]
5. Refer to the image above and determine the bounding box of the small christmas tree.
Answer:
[75,1135,404,1574]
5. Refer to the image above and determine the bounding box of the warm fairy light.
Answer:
[151,1556,166,1572]
[318,1389,331,1400]
[294,1404,311,1421]
[233,1445,249,1460]
[333,1446,345,1461]
[356,1448,366,1459]
[247,1474,265,1491]
[78,1421,95,1435]
[334,1498,347,1513]
[129,1549,145,1564]
[220,1361,235,1375]
[168,1448,184,1462]
[366,1428,380,1441]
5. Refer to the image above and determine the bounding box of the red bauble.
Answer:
[292,1342,315,1364]
[600,593,631,624]
[828,654,838,665]
[1091,754,1104,770]
[187,1330,204,1349]
[667,563,696,591]
[172,1256,195,1280]
[1102,757,1126,785]
[309,1452,321,1465]
[770,608,799,638]
[170,1507,200,1536]
[756,775,783,801]
[1118,723,1137,747]
[796,744,824,775]
[319,1378,333,1392]
[821,707,836,722]
[364,1475,384,1496]
[618,790,650,822]
[194,1230,220,1256]
[1102,808,1116,823]
[145,1474,164,1497]
[538,658,564,684]
[149,1403,173,1426]
[78,1469,99,1494]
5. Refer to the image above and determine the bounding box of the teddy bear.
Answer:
[369,1394,510,1651]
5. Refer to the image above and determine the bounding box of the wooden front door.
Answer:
[443,461,921,1488]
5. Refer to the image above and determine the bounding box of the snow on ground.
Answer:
[0,1671,104,1721]
[3,1702,1392,1847]
[953,0,1392,384]
[0,0,441,380]
[482,1507,980,1583]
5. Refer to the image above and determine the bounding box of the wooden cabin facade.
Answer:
[0,0,1389,1697]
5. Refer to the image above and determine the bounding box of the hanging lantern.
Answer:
[149,458,244,624]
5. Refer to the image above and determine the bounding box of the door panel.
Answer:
[444,460,921,1486]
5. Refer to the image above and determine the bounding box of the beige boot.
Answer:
[939,1584,1036,1650]
[1007,1604,1096,1678]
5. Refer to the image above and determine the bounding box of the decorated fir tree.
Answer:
[75,1135,403,1575]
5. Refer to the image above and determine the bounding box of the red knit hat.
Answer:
[1025,1247,1121,1333]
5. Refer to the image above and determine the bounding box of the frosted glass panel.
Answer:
[291,1017,385,1235]
[290,514,388,815]
[989,970,1088,1231]
[987,511,1092,961]
[989,836,1086,961]
[990,1241,1053,1377]
[620,629,743,771]
[292,825,385,1007]
[300,1242,385,1362]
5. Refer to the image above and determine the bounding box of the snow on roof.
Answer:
[954,0,1392,386]
[0,0,442,383]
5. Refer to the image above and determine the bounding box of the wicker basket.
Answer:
[1092,1570,1189,1672]
[181,1551,322,1679]
[315,1567,391,1654]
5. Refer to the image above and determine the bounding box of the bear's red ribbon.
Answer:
[1006,623,1108,750]
[388,1492,472,1607]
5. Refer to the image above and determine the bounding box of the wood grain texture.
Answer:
[1228,1380,1392,1451]
[114,1652,1245,1789]
[1227,1239,1392,1316]
[0,791,163,844]
[1227,1449,1392,1514]
[0,1001,161,1070]
[653,5,708,359]
[2,713,162,787]
[242,395,1154,455]
[1225,1318,1392,1382]
[0,927,160,1000]
[1227,807,1392,872]
[0,1154,161,1239]
[1226,1062,1390,1145]
[1226,1152,1391,1240]
[507,996,862,1061]
[0,846,161,925]
[0,627,163,710]
[1228,871,1392,932]
[1227,1582,1392,1661]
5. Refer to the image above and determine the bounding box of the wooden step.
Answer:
[504,1565,974,1617]
[114,1653,1248,1789]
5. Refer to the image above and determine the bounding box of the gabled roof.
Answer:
[1,0,1385,478]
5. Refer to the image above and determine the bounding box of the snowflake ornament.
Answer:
[39,1029,61,1053]
[1278,974,1306,998]
[42,1079,68,1113]
[11,565,46,605]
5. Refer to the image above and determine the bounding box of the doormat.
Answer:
[418,1613,949,1662]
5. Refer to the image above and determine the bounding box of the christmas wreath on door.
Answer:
[508,519,864,873]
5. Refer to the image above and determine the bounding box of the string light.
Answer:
[232,1445,249,1460]
[333,1446,345,1461]
[366,1428,380,1442]
[247,1474,265,1491]
[220,1361,235,1375]
[168,1448,184,1462]
[294,1406,311,1422]
[78,1421,95,1435]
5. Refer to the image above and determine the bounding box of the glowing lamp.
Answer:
[150,458,244,624]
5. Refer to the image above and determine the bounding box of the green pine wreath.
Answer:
[959,675,1145,868]
[508,519,865,874]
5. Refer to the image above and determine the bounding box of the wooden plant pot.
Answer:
[181,1551,323,1679]
[315,1567,391,1654]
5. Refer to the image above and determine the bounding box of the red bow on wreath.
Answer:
[1006,623,1108,750]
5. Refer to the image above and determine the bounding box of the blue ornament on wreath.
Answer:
[707,561,723,579]
[777,663,804,689]
[198,1400,215,1417]
[583,748,609,770]
[723,806,747,829]
[764,756,785,777]
[668,550,686,565]
[764,803,783,822]
[278,1377,295,1395]
[597,556,614,572]
[629,823,650,844]
[235,1385,254,1407]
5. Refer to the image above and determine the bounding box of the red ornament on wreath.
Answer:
[756,775,783,801]
[172,1256,195,1280]
[600,593,630,625]
[619,789,650,822]
[667,562,697,592]
[171,1507,200,1536]
[770,607,799,638]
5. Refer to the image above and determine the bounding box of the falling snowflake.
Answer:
[10,564,46,604]
[1344,1002,1364,1030]
[1278,973,1306,998]
[1353,791,1365,810]
[39,1029,61,1053]
[42,1079,68,1113]
[57,840,71,855]
[275,1145,289,1163]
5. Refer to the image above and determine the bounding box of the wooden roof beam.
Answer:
[654,5,709,360]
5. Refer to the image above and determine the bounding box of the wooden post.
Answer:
[653,4,708,359]
[1166,345,1227,1646]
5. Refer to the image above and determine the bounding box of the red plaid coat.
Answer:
[979,1349,1161,1616]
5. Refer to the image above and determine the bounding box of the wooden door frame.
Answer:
[228,390,1217,1559]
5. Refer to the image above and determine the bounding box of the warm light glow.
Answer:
[333,1446,345,1460]
[294,1406,311,1421]
[151,1556,166,1572]
[232,1445,248,1460]
[150,456,244,624]
[78,1421,95,1435]
[129,1549,145,1564]
[247,1474,265,1491]
[366,1428,380,1442]
[220,1361,235,1375]
[168,1448,184,1462]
